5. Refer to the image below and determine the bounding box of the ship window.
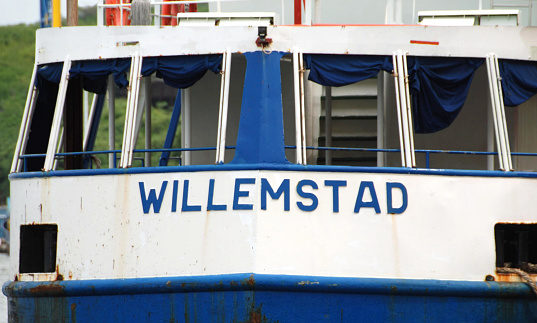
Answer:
[19,224,58,273]
[495,223,537,272]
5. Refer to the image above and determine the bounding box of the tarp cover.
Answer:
[36,55,222,92]
[305,54,393,86]
[407,57,483,133]
[141,55,222,88]
[499,59,537,107]
[304,54,484,133]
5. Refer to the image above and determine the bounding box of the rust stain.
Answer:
[166,280,171,288]
[29,284,65,295]
[56,265,63,281]
[496,273,537,282]
[242,274,255,288]
[243,303,277,323]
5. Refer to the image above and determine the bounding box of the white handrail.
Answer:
[486,53,513,171]
[402,51,416,167]
[44,56,72,172]
[11,64,38,173]
[392,53,406,167]
[299,52,307,164]
[120,52,142,168]
[293,50,302,165]
[486,55,504,170]
[493,55,513,170]
[392,50,415,168]
[215,48,231,164]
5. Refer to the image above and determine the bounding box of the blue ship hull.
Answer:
[4,274,537,322]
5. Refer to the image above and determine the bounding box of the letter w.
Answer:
[139,181,168,214]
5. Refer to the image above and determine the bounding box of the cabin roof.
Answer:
[35,25,537,65]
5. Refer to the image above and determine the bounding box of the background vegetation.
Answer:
[0,6,181,204]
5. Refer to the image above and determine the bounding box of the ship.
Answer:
[3,0,537,321]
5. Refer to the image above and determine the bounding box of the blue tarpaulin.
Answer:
[305,54,484,133]
[407,57,483,133]
[305,54,393,86]
[141,55,222,89]
[499,59,537,107]
[36,55,222,92]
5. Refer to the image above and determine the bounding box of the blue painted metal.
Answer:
[39,0,52,28]
[10,162,537,180]
[4,274,537,322]
[159,90,182,166]
[231,51,289,165]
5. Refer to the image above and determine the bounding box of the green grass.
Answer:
[0,10,181,203]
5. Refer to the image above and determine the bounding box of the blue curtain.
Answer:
[141,55,222,88]
[499,59,537,107]
[36,55,222,92]
[304,54,484,133]
[408,57,483,133]
[305,54,393,86]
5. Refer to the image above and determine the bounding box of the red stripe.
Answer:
[410,40,439,45]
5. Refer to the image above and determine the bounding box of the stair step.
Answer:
[321,96,377,117]
[319,135,377,143]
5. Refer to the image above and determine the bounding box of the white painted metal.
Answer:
[299,52,307,164]
[97,0,104,26]
[44,56,72,172]
[34,26,537,65]
[419,9,520,27]
[392,53,406,167]
[219,49,231,163]
[11,64,38,173]
[493,55,513,170]
[486,55,503,170]
[120,55,137,168]
[10,170,537,282]
[215,49,231,164]
[177,12,274,27]
[293,50,303,165]
[395,51,412,167]
[486,54,513,171]
[216,52,226,164]
[120,52,142,168]
[304,0,312,25]
[492,55,509,170]
[314,0,321,24]
[402,52,416,167]
[108,75,116,168]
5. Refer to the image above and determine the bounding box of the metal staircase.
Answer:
[318,78,378,166]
